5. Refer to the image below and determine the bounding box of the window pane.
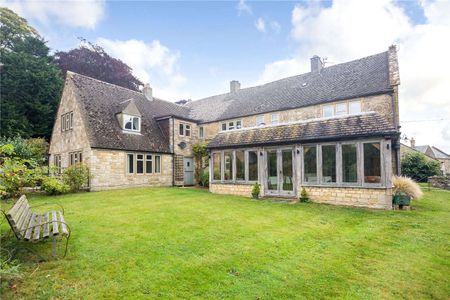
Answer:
[221,123,226,131]
[364,143,381,183]
[136,154,144,174]
[79,152,82,163]
[127,154,134,173]
[61,115,65,131]
[267,150,277,190]
[248,151,258,181]
[70,112,73,129]
[256,116,264,126]
[271,114,279,124]
[323,105,334,117]
[349,101,361,114]
[185,125,191,136]
[213,153,221,180]
[224,151,233,180]
[133,117,139,131]
[179,123,184,135]
[236,120,242,129]
[304,146,317,183]
[199,127,204,138]
[146,155,152,174]
[236,151,245,180]
[155,156,161,173]
[228,122,234,130]
[124,117,132,130]
[342,144,357,183]
[322,145,336,183]
[282,150,293,191]
[335,103,347,116]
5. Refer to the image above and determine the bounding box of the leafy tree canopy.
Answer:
[0,8,63,139]
[401,152,441,182]
[54,40,143,91]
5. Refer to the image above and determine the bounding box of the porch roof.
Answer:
[207,113,398,149]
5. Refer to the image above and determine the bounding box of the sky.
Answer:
[1,0,450,151]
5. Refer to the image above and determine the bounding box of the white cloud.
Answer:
[0,0,105,29]
[257,0,450,151]
[270,21,281,33]
[237,0,252,16]
[255,17,266,33]
[97,38,188,101]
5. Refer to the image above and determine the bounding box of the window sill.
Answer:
[210,181,255,186]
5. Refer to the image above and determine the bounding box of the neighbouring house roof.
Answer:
[69,72,189,153]
[207,112,397,149]
[400,143,439,161]
[431,147,450,159]
[187,51,392,123]
[414,145,450,160]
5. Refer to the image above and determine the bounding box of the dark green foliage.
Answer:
[0,136,48,165]
[251,182,261,198]
[199,169,209,187]
[193,143,209,185]
[401,152,441,182]
[299,187,309,202]
[1,8,64,139]
[54,40,143,91]
[62,164,90,192]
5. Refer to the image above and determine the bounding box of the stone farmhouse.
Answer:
[49,46,401,209]
[405,138,450,175]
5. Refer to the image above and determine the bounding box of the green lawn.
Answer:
[1,187,449,299]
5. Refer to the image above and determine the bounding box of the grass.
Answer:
[1,187,449,299]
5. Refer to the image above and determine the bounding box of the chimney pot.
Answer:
[143,83,153,101]
[230,80,240,93]
[410,137,416,148]
[310,55,323,73]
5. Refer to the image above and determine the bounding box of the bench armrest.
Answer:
[29,202,65,215]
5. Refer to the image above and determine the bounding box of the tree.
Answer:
[401,152,441,182]
[54,40,143,91]
[0,8,64,139]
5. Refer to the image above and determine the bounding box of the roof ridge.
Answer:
[431,146,450,156]
[191,50,389,104]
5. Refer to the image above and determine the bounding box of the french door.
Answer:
[266,148,295,197]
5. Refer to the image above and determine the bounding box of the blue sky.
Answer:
[2,0,450,150]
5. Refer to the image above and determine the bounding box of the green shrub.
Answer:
[199,170,209,187]
[0,136,48,165]
[401,152,441,182]
[299,187,310,202]
[251,183,261,198]
[62,164,90,192]
[41,176,69,195]
[0,154,34,199]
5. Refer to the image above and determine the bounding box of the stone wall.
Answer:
[200,93,395,142]
[89,149,173,191]
[49,74,91,170]
[210,183,254,197]
[303,186,393,209]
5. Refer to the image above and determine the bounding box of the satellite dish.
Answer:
[178,142,187,149]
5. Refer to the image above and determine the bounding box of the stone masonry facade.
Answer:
[210,183,254,197]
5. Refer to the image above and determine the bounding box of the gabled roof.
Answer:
[413,145,450,159]
[207,112,397,149]
[187,51,392,123]
[431,147,450,159]
[68,72,189,153]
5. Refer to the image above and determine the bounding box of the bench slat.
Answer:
[33,214,43,241]
[43,212,50,239]
[59,211,69,236]
[17,209,31,238]
[10,199,28,226]
[52,211,59,236]
[24,212,37,241]
[6,195,26,222]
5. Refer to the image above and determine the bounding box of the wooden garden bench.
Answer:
[1,195,71,259]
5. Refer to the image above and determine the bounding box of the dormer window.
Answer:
[123,114,140,132]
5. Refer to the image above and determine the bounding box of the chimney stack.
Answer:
[143,83,153,101]
[230,80,240,93]
[310,55,323,73]
[410,137,416,148]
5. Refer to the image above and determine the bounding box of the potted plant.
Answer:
[392,176,423,208]
[299,187,309,202]
[251,183,261,199]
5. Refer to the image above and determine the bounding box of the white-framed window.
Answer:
[335,103,347,116]
[221,119,242,131]
[185,124,191,136]
[256,116,265,126]
[271,114,280,125]
[61,112,74,132]
[199,126,204,138]
[136,154,144,174]
[154,155,161,173]
[145,155,153,174]
[349,100,361,114]
[323,105,334,118]
[179,123,184,136]
[123,114,140,132]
